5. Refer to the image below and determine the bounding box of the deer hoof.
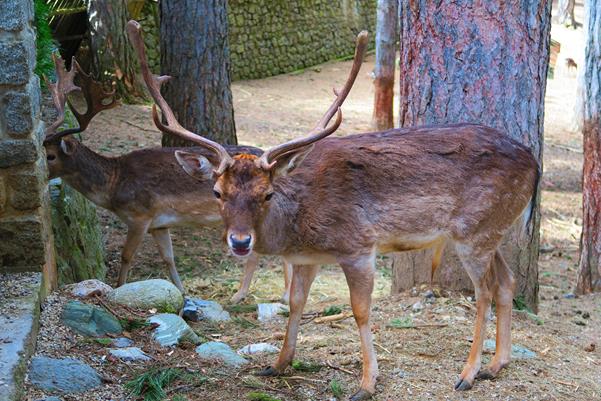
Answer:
[255,366,280,377]
[454,378,473,391]
[476,369,496,380]
[349,389,373,401]
[230,292,246,304]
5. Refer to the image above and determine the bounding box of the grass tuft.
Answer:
[291,359,322,372]
[323,305,343,316]
[388,316,413,329]
[330,379,344,398]
[125,368,183,401]
[247,391,281,401]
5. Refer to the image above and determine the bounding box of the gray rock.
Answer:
[107,279,184,312]
[147,313,200,347]
[196,342,248,368]
[0,36,35,85]
[70,279,113,298]
[182,297,230,322]
[3,80,40,137]
[61,301,122,337]
[0,139,38,168]
[483,339,536,359]
[237,343,279,355]
[29,356,102,393]
[109,347,151,362]
[412,301,423,311]
[111,337,134,348]
[257,303,288,322]
[35,397,63,401]
[0,0,31,31]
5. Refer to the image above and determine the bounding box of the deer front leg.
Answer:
[230,252,259,304]
[281,260,293,304]
[117,223,149,287]
[340,254,378,401]
[256,264,319,376]
[150,228,185,294]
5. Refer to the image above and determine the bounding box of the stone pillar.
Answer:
[0,0,56,289]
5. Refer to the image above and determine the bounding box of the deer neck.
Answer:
[62,145,118,209]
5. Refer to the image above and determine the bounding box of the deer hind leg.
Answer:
[281,260,293,304]
[257,264,319,376]
[477,249,515,380]
[230,252,259,304]
[150,228,185,294]
[454,243,495,391]
[117,223,149,287]
[340,253,378,401]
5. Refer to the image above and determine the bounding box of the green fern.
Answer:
[34,0,57,78]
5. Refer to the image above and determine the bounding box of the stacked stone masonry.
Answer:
[141,0,376,79]
[0,0,54,274]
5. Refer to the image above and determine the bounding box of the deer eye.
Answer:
[47,154,56,161]
[265,192,274,201]
[213,190,222,199]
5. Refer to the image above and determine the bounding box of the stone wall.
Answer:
[0,0,56,287]
[140,0,376,80]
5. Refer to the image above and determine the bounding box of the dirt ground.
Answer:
[25,11,601,401]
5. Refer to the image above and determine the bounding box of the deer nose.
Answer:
[229,234,251,249]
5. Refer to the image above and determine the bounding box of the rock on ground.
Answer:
[29,356,102,393]
[147,313,200,347]
[106,279,183,312]
[257,303,288,322]
[483,339,536,359]
[111,337,134,348]
[196,342,248,368]
[182,297,230,322]
[237,343,280,355]
[61,301,122,337]
[69,279,113,298]
[109,347,151,362]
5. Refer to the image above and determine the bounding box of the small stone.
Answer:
[582,312,590,319]
[182,297,230,322]
[422,290,435,299]
[29,356,102,393]
[111,337,134,348]
[483,339,536,359]
[107,279,184,312]
[61,301,122,337]
[584,343,596,352]
[109,347,151,362]
[237,343,280,355]
[410,287,419,297]
[147,313,200,347]
[563,293,576,299]
[257,303,288,322]
[412,301,423,311]
[35,397,63,401]
[196,342,248,368]
[392,368,409,378]
[70,279,113,298]
[574,320,586,326]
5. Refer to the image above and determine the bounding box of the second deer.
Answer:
[43,54,292,303]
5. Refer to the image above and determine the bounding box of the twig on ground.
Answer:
[281,376,326,383]
[374,341,392,354]
[122,119,156,132]
[325,361,355,375]
[314,311,353,324]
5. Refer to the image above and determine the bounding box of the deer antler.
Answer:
[44,57,118,144]
[44,53,80,141]
[127,20,234,176]
[256,31,369,170]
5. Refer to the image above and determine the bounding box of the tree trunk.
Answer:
[576,1,601,294]
[557,0,577,27]
[159,0,236,147]
[372,0,398,130]
[392,1,551,312]
[87,0,147,101]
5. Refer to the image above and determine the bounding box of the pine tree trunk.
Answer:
[576,1,601,294]
[87,0,147,101]
[159,0,236,147]
[557,0,577,27]
[392,1,551,312]
[372,0,398,130]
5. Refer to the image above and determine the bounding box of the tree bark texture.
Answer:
[557,0,576,27]
[372,0,398,130]
[87,0,147,101]
[159,0,236,147]
[576,1,601,294]
[392,1,552,312]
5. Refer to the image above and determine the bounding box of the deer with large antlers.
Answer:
[43,54,292,303]
[129,20,539,400]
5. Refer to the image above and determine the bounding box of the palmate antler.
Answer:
[44,55,118,144]
[128,19,367,174]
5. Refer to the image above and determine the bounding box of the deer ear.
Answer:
[272,144,314,178]
[60,138,76,155]
[174,150,215,181]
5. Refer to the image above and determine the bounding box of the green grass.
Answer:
[291,359,322,372]
[233,316,259,329]
[323,305,343,316]
[512,295,532,313]
[226,304,258,313]
[120,317,150,331]
[330,379,344,398]
[125,368,183,401]
[34,0,57,79]
[388,316,414,329]
[246,392,281,401]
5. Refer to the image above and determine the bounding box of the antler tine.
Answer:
[127,20,233,175]
[44,53,80,141]
[258,31,369,170]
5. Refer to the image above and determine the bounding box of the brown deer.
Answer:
[43,54,292,304]
[130,20,539,400]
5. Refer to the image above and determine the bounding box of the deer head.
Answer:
[129,20,367,256]
[44,54,117,178]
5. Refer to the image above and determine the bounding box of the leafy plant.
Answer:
[323,305,343,316]
[125,368,183,401]
[246,392,281,401]
[225,304,258,313]
[233,316,259,329]
[388,316,413,329]
[93,337,112,346]
[512,295,532,313]
[34,0,57,78]
[330,379,344,398]
[120,317,150,331]
[291,359,322,372]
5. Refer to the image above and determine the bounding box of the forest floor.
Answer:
[25,15,601,401]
